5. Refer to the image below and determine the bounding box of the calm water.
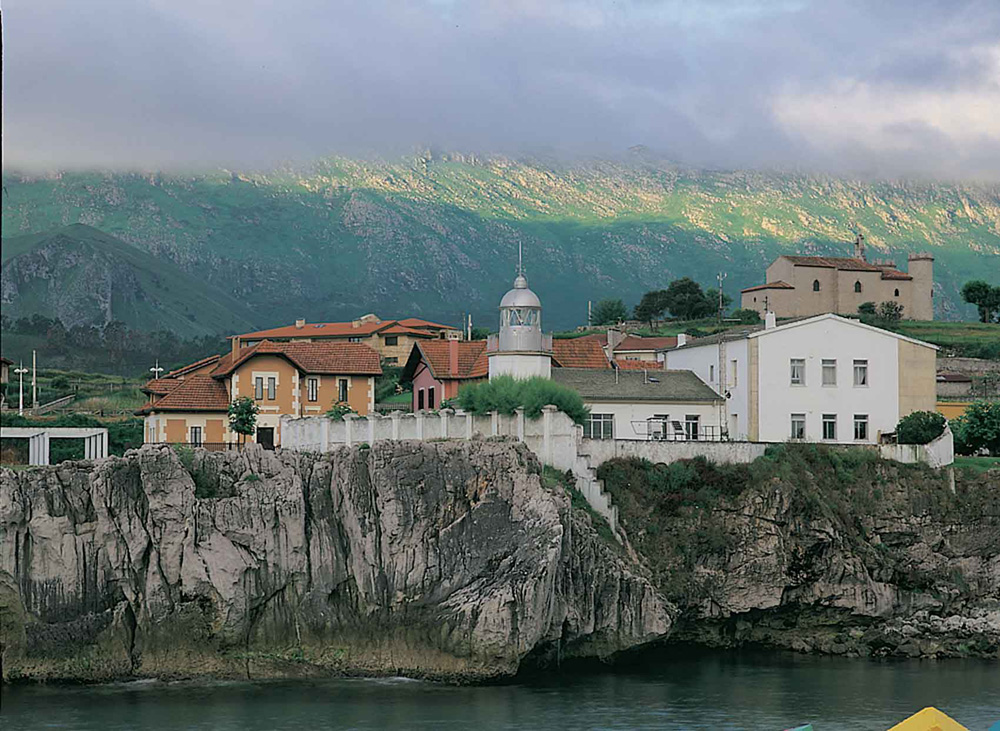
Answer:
[2,650,997,730]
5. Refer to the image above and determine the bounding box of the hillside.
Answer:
[1,224,256,337]
[3,155,999,331]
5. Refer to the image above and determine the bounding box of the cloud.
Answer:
[3,0,999,179]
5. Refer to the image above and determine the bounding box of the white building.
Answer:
[487,268,553,379]
[663,313,937,444]
[552,368,724,441]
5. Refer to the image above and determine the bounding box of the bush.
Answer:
[326,403,357,420]
[896,411,946,445]
[951,401,1000,456]
[455,375,590,425]
[731,308,761,324]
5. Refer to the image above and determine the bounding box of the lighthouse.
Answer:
[487,246,553,379]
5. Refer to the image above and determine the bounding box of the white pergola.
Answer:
[0,427,109,466]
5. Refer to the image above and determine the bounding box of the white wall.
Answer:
[665,339,749,440]
[754,318,899,443]
[488,353,552,379]
[581,439,767,468]
[583,400,721,441]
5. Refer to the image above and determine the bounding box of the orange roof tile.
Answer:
[879,269,912,281]
[416,340,489,380]
[164,354,222,378]
[380,324,437,337]
[395,317,459,330]
[614,359,663,370]
[143,378,184,395]
[782,255,881,272]
[211,340,382,377]
[237,316,458,341]
[552,339,611,369]
[741,280,795,292]
[616,335,678,351]
[137,375,230,413]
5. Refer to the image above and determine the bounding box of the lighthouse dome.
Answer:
[500,274,541,308]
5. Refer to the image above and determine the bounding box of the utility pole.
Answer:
[717,272,727,324]
[15,363,29,416]
[588,300,592,327]
[32,350,38,408]
[149,360,164,380]
[467,313,473,341]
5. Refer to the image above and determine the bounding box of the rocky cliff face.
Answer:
[0,441,671,683]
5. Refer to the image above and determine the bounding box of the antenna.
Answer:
[518,240,523,276]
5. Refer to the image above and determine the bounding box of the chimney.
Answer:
[230,336,241,360]
[606,328,626,360]
[295,318,305,329]
[765,311,777,330]
[677,333,688,347]
[853,233,866,261]
[449,338,459,376]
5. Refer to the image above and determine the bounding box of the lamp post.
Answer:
[14,363,29,416]
[150,360,164,380]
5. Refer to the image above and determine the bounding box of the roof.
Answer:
[164,354,222,378]
[552,339,611,369]
[937,372,972,383]
[782,255,882,272]
[746,313,939,349]
[614,359,663,370]
[0,356,13,366]
[413,340,489,380]
[553,367,722,403]
[616,335,678,351]
[879,269,913,281]
[395,317,459,330]
[671,327,764,351]
[142,378,184,395]
[136,375,230,414]
[741,280,794,293]
[211,340,381,377]
[500,274,542,308]
[238,316,457,341]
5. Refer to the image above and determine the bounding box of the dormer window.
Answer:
[854,281,862,293]
[813,280,820,292]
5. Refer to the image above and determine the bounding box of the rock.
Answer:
[0,440,672,682]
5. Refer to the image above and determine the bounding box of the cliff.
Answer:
[603,446,1000,659]
[0,440,671,683]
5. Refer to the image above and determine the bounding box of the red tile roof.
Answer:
[552,339,611,369]
[137,375,230,414]
[782,255,882,272]
[416,340,489,380]
[164,354,222,378]
[741,280,795,293]
[380,324,438,337]
[237,316,457,341]
[614,359,663,370]
[143,378,184,395]
[395,317,459,330]
[211,340,382,377]
[879,269,913,281]
[616,335,678,351]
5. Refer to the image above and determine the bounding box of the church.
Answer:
[740,236,934,321]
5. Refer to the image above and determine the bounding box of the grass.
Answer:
[380,391,412,404]
[953,456,1000,474]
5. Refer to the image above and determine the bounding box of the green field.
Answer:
[953,456,1000,474]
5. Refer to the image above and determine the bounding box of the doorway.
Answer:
[256,427,275,450]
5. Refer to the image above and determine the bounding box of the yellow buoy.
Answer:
[886,707,969,731]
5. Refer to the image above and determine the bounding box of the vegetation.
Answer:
[661,278,717,320]
[541,466,618,546]
[455,375,589,424]
[951,400,1000,456]
[953,456,1000,474]
[590,298,627,326]
[895,411,946,445]
[228,397,259,445]
[891,320,1000,360]
[633,290,671,325]
[0,412,143,464]
[731,308,761,324]
[326,403,357,420]
[961,280,1000,323]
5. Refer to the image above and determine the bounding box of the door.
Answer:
[256,427,275,450]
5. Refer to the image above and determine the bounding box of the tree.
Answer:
[961,280,1000,323]
[704,288,732,319]
[470,326,491,340]
[663,278,714,320]
[731,308,761,324]
[895,411,946,445]
[951,400,1000,456]
[858,302,877,318]
[456,375,590,425]
[591,298,628,326]
[875,301,904,326]
[228,396,259,446]
[633,290,670,325]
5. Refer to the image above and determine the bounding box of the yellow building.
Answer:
[138,340,381,448]
[236,314,462,366]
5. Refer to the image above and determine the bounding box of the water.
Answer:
[2,650,997,730]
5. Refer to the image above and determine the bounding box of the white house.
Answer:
[663,313,937,444]
[551,367,724,441]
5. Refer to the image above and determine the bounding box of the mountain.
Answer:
[1,224,256,337]
[2,155,999,331]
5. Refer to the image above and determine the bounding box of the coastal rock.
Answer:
[0,441,671,682]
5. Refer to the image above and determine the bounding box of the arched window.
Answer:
[894,288,900,297]
[854,281,862,293]
[813,280,821,292]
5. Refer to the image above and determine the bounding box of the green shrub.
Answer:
[326,403,357,420]
[455,375,589,425]
[731,308,761,324]
[951,400,1000,456]
[896,410,946,445]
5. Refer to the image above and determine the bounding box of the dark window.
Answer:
[190,426,202,446]
[854,414,869,441]
[854,281,862,293]
[813,280,820,292]
[349,337,362,343]
[418,389,425,410]
[428,387,436,409]
[254,377,263,400]
[307,377,318,402]
[822,414,837,440]
[385,336,398,346]
[384,356,398,365]
[685,415,700,440]
[338,378,348,403]
[267,377,276,400]
[894,288,900,297]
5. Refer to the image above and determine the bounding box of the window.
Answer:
[190,426,203,447]
[584,413,614,439]
[822,359,837,386]
[307,377,318,402]
[790,358,805,385]
[813,279,821,292]
[418,389,425,410]
[854,281,862,293]
[709,364,715,382]
[349,336,362,343]
[267,377,276,400]
[338,378,349,403]
[428,387,436,410]
[648,414,669,440]
[384,356,398,365]
[822,414,837,440]
[854,414,869,441]
[254,377,264,400]
[730,359,738,388]
[894,288,900,297]
[685,415,700,440]
[790,413,806,440]
[385,336,398,346]
[853,359,868,387]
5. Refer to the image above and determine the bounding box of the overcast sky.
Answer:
[3,0,1000,179]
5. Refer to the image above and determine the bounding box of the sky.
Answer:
[3,0,1000,179]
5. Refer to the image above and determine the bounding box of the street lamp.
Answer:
[14,363,29,416]
[150,360,164,379]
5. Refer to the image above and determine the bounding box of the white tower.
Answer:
[488,246,552,380]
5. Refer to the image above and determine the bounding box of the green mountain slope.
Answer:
[3,155,998,331]
[1,224,256,337]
